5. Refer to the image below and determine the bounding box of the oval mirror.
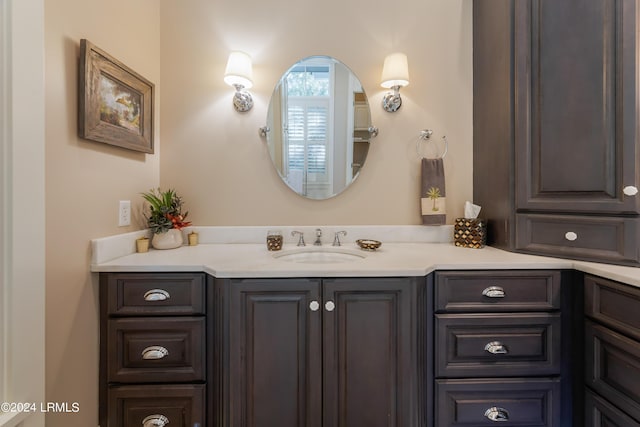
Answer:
[265,56,374,199]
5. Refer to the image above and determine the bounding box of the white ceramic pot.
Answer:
[151,229,183,250]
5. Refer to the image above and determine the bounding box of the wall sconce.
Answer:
[224,51,254,112]
[380,52,409,113]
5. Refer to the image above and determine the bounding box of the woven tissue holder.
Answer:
[453,218,487,249]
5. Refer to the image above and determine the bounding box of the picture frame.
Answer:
[78,39,154,153]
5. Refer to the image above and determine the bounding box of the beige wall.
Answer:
[44,1,161,425]
[42,0,471,425]
[159,0,473,226]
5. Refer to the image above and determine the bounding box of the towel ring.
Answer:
[416,129,448,159]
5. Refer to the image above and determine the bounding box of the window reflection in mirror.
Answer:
[266,56,372,200]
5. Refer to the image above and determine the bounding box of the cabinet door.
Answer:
[515,0,640,214]
[585,320,640,422]
[322,277,417,427]
[228,279,322,427]
[585,389,640,427]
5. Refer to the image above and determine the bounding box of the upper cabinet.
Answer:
[474,0,640,266]
[514,0,640,214]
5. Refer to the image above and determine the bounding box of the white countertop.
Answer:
[90,226,640,288]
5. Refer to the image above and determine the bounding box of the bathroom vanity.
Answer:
[92,229,640,427]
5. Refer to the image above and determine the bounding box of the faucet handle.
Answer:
[291,230,306,246]
[333,230,347,246]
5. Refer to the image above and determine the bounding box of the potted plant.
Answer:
[141,188,192,249]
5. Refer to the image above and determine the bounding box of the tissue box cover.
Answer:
[454,218,487,249]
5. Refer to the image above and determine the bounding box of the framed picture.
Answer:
[78,39,154,153]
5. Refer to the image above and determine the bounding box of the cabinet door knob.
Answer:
[564,231,578,241]
[143,289,170,301]
[325,300,336,312]
[484,341,508,355]
[141,346,169,360]
[142,414,169,427]
[623,185,638,196]
[309,300,320,311]
[484,407,509,422]
[482,286,505,298]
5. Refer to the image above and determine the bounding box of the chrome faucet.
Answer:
[314,228,323,246]
[291,230,306,246]
[333,230,347,246]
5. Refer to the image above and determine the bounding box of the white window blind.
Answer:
[286,101,329,177]
[281,62,333,196]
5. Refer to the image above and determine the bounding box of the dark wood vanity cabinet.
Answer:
[584,274,640,426]
[219,277,425,427]
[473,0,640,266]
[433,270,574,426]
[99,272,211,427]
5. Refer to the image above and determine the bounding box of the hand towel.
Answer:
[421,158,446,225]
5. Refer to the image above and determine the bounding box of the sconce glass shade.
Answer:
[380,52,409,89]
[224,51,254,112]
[224,51,253,89]
[380,52,409,112]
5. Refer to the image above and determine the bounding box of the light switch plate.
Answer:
[118,200,131,226]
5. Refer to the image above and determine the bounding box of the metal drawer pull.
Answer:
[484,407,509,422]
[623,185,638,196]
[309,300,320,311]
[325,300,336,312]
[484,341,508,354]
[142,414,169,427]
[564,231,578,241]
[143,289,170,301]
[141,346,169,360]
[482,286,505,298]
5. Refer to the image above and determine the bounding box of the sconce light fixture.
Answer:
[224,51,254,112]
[380,52,409,113]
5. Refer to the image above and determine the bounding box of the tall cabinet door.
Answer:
[515,0,640,214]
[322,277,418,427]
[228,279,322,427]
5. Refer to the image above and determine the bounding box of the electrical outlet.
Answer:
[118,200,131,226]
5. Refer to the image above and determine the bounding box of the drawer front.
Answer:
[585,274,640,341]
[516,213,640,266]
[585,320,640,422]
[102,272,205,316]
[435,270,561,312]
[585,389,640,427]
[436,313,561,378]
[108,317,205,383]
[107,384,204,427]
[436,378,561,426]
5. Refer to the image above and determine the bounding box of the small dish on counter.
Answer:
[356,239,382,251]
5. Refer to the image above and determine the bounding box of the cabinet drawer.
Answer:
[107,384,204,427]
[436,313,561,378]
[435,270,561,312]
[436,378,560,426]
[107,317,205,383]
[516,213,640,266]
[585,274,640,341]
[102,272,205,316]
[585,389,640,427]
[585,320,640,422]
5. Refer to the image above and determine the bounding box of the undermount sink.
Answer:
[272,247,367,264]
